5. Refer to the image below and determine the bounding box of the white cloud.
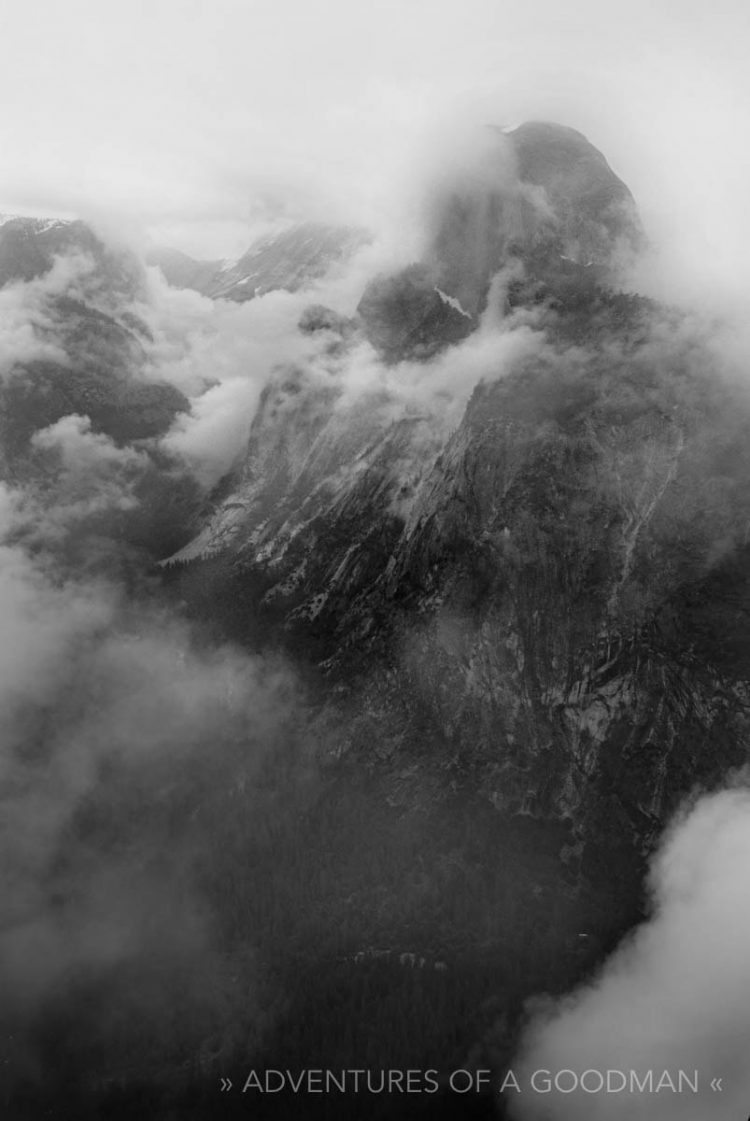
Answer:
[511,781,750,1120]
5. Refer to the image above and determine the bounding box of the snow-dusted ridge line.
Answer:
[0,213,71,233]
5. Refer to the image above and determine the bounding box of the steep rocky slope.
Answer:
[167,123,750,884]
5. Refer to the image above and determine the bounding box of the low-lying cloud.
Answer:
[510,781,750,1120]
[0,252,312,1099]
[0,482,307,1096]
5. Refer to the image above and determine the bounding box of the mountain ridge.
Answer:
[163,123,750,883]
[147,221,370,302]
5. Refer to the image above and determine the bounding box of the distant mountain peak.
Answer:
[149,221,370,303]
[0,212,71,234]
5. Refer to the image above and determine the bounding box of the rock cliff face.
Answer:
[357,121,643,361]
[167,123,750,884]
[333,318,750,868]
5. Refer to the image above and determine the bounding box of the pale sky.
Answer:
[1,0,749,293]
